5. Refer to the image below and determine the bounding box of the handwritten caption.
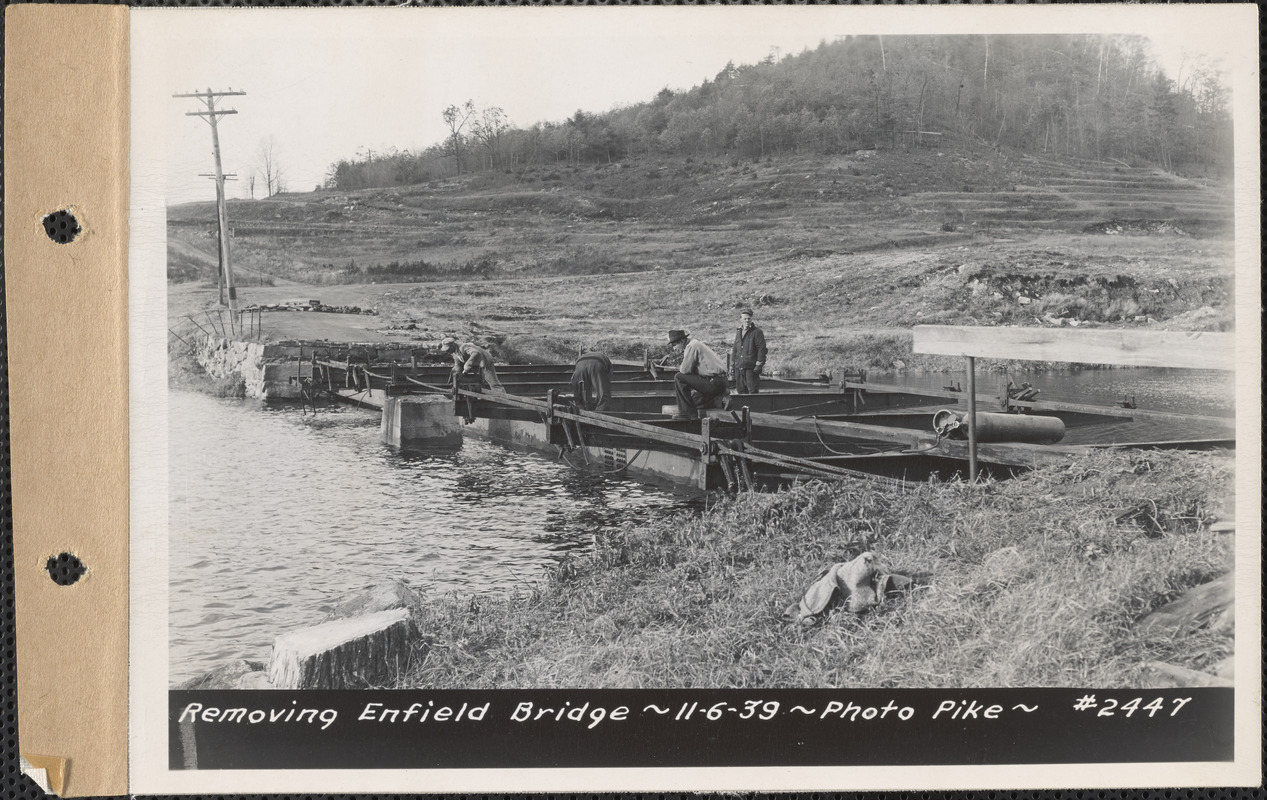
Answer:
[177,695,1194,733]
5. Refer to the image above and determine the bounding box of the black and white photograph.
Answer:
[127,5,1259,792]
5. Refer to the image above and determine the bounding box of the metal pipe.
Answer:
[966,355,978,483]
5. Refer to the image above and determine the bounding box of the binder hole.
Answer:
[46,553,86,586]
[41,209,81,244]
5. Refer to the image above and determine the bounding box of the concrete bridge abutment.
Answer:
[381,395,463,447]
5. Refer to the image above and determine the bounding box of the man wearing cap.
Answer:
[667,329,729,420]
[438,337,504,391]
[570,351,613,412]
[731,308,768,394]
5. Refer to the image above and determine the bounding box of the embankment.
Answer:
[396,448,1233,689]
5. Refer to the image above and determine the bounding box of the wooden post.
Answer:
[966,355,978,483]
[700,415,713,491]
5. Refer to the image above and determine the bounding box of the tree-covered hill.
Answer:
[328,34,1231,191]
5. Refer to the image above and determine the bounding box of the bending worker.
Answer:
[731,307,768,394]
[570,351,613,412]
[438,336,504,391]
[667,329,729,420]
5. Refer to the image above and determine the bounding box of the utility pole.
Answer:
[174,88,246,311]
[199,173,238,303]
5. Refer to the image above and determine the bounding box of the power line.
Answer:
[173,88,247,310]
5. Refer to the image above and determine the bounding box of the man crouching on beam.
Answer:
[667,329,729,420]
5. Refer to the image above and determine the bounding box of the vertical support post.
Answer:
[699,415,713,491]
[966,355,978,483]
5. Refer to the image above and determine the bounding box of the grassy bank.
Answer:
[399,449,1232,689]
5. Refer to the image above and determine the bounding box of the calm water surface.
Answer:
[169,391,701,685]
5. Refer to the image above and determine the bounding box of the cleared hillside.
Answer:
[167,145,1233,374]
[168,145,1232,286]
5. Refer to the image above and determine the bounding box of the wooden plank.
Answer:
[1137,574,1234,635]
[912,325,1235,370]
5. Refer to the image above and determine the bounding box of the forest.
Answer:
[326,33,1232,191]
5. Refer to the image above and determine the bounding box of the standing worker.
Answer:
[438,336,504,391]
[731,307,768,394]
[570,351,613,411]
[667,329,729,420]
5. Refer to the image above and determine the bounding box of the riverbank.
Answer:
[394,448,1232,688]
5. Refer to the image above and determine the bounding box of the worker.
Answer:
[731,307,768,394]
[437,336,504,391]
[570,351,613,412]
[667,329,729,420]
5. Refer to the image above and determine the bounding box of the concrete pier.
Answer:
[268,607,416,690]
[381,395,463,447]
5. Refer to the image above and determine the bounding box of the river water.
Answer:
[168,391,701,685]
[168,367,1234,684]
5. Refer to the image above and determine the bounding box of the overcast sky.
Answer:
[134,6,1248,206]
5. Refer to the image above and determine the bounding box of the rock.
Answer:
[1017,295,1032,305]
[976,546,1031,591]
[328,579,424,622]
[1140,661,1234,689]
[840,553,878,613]
[175,659,268,690]
[587,613,619,642]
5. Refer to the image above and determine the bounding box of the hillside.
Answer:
[169,143,1231,282]
[167,143,1234,373]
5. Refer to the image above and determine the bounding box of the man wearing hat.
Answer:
[731,307,768,394]
[667,329,729,420]
[438,337,504,391]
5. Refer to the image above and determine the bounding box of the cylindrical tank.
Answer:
[932,409,1065,444]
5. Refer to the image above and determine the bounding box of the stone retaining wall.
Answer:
[196,337,310,401]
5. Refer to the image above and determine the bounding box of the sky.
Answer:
[134,6,1250,206]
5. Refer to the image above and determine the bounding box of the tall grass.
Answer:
[400,449,1233,689]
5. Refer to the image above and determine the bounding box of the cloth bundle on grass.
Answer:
[784,551,912,627]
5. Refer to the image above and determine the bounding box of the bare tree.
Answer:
[470,106,510,170]
[257,136,285,197]
[441,100,476,175]
[247,173,256,199]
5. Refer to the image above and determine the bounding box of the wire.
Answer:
[809,416,947,457]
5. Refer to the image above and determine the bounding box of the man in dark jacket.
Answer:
[569,351,613,411]
[731,308,768,393]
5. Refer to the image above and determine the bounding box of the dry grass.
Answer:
[399,449,1233,689]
